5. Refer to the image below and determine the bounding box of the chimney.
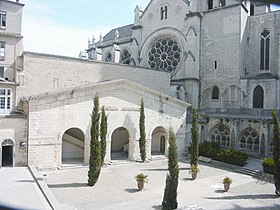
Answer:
[16,0,19,3]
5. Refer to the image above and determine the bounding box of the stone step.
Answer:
[235,167,261,178]
[149,155,167,161]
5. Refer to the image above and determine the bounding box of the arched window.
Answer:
[210,123,230,148]
[253,85,264,108]
[120,48,131,65]
[212,86,219,99]
[260,29,270,71]
[160,5,168,20]
[239,127,259,152]
[105,51,112,62]
[250,3,255,16]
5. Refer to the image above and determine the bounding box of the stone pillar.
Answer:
[104,140,111,164]
[146,138,151,159]
[234,120,240,150]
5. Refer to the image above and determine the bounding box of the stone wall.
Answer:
[26,80,188,169]
[17,52,172,101]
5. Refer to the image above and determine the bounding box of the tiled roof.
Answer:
[103,24,134,42]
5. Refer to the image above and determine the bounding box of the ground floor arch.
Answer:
[151,126,167,155]
[111,127,129,160]
[1,139,14,167]
[62,128,85,164]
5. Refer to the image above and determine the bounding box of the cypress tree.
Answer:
[162,127,179,210]
[139,98,146,162]
[88,95,101,187]
[100,106,108,165]
[190,108,199,167]
[271,109,280,196]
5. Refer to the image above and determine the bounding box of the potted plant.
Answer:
[223,177,232,191]
[135,173,148,191]
[189,165,199,180]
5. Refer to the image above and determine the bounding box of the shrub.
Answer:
[189,141,248,166]
[262,157,274,175]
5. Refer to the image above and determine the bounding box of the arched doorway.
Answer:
[1,139,14,167]
[111,127,129,160]
[62,128,85,164]
[151,127,167,155]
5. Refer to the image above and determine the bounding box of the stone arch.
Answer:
[1,139,14,167]
[239,127,260,152]
[151,126,167,155]
[61,127,85,164]
[186,26,197,37]
[209,123,230,148]
[111,127,130,160]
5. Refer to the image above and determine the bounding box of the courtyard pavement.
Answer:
[0,167,51,210]
[41,158,280,210]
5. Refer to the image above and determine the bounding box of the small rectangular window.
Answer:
[0,12,6,29]
[0,88,12,114]
[0,42,5,60]
[0,66,4,78]
[214,61,217,69]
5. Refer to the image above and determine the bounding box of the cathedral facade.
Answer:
[86,0,280,158]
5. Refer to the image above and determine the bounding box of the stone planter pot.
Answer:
[223,182,230,191]
[137,181,145,191]
[191,172,198,180]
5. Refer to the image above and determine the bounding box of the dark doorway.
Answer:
[2,146,13,167]
[160,136,165,153]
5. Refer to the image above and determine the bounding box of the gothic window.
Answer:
[208,0,213,10]
[0,11,6,29]
[120,48,131,65]
[210,123,230,148]
[105,51,112,62]
[260,29,270,70]
[219,0,226,7]
[253,85,264,108]
[148,37,181,73]
[250,3,255,16]
[0,42,5,60]
[160,5,168,20]
[0,88,11,114]
[212,86,219,99]
[239,127,259,152]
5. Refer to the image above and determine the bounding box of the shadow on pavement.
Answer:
[47,182,87,188]
[205,193,279,200]
[143,167,189,172]
[124,188,140,193]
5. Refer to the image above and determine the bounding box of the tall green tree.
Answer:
[190,108,199,167]
[272,109,280,196]
[100,106,108,165]
[88,95,101,187]
[162,127,179,210]
[139,98,146,162]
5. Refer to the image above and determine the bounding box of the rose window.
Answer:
[148,38,181,72]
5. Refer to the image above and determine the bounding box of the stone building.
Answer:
[86,0,280,158]
[1,0,280,169]
[0,0,189,169]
